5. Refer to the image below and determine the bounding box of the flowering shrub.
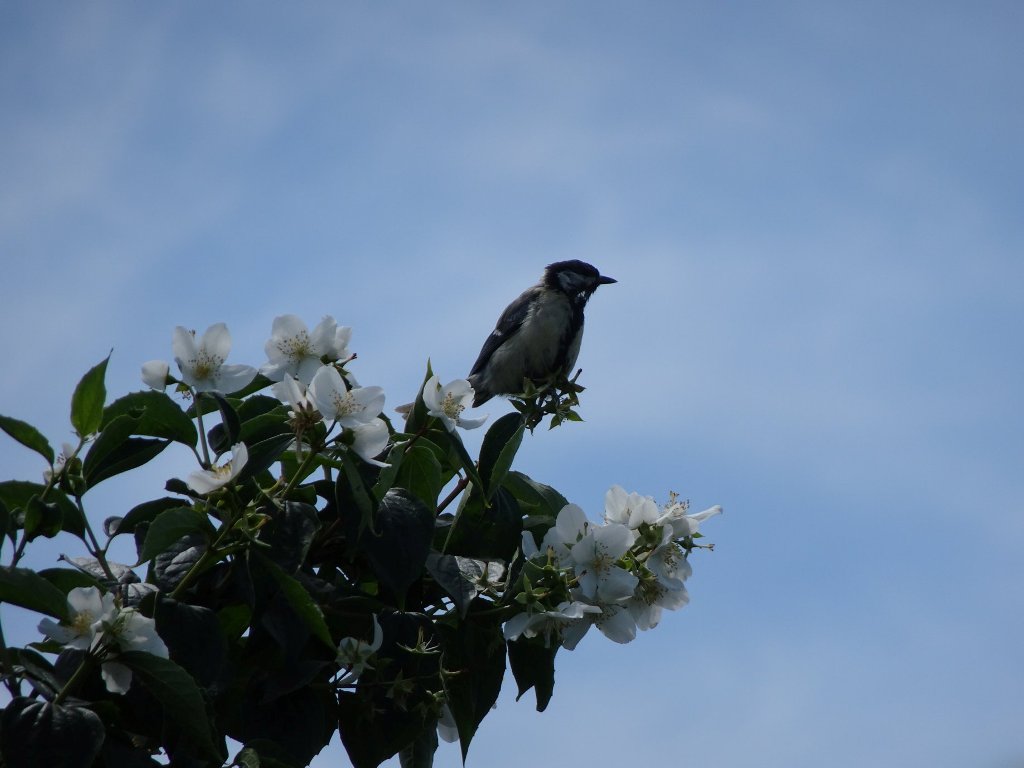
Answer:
[0,316,718,768]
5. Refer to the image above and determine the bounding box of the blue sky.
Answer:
[2,2,1023,766]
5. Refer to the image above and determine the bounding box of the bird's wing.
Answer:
[468,286,537,377]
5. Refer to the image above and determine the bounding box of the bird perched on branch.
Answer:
[467,260,616,407]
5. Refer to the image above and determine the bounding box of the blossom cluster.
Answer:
[141,315,486,494]
[38,587,168,694]
[504,486,721,649]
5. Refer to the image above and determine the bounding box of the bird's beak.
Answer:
[598,275,617,285]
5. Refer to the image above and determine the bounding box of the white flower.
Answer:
[260,315,353,384]
[141,360,171,390]
[350,418,390,466]
[604,485,659,530]
[38,586,114,651]
[185,443,248,493]
[172,323,257,394]
[539,504,593,565]
[562,598,637,649]
[336,615,383,686]
[98,608,169,694]
[309,366,385,427]
[38,587,168,694]
[503,600,601,645]
[43,442,78,484]
[646,532,693,587]
[422,376,487,432]
[271,373,313,411]
[627,575,689,632]
[437,702,459,744]
[657,500,723,538]
[570,522,639,603]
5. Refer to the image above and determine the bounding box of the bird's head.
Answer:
[543,260,617,299]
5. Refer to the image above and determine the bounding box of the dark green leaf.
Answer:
[151,534,206,592]
[398,724,438,768]
[337,454,377,538]
[478,413,525,501]
[0,414,54,464]
[39,567,99,595]
[83,412,171,488]
[87,437,169,488]
[253,552,335,651]
[205,391,241,455]
[7,647,61,698]
[259,501,320,574]
[433,427,484,491]
[24,495,63,540]
[102,390,198,446]
[361,488,434,604]
[117,651,224,761]
[238,411,291,446]
[507,636,558,712]
[402,360,435,435]
[502,470,569,517]
[62,556,139,584]
[445,487,523,562]
[0,565,70,620]
[0,481,83,539]
[100,738,164,768]
[237,689,336,768]
[0,698,104,768]
[138,507,214,564]
[70,354,110,437]
[154,596,227,688]
[0,497,8,543]
[165,477,192,496]
[338,612,441,768]
[394,445,443,512]
[117,497,188,536]
[237,433,294,483]
[425,554,504,618]
[439,618,506,759]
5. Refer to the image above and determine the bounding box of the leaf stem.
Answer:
[53,652,96,706]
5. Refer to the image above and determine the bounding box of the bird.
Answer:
[467,260,616,407]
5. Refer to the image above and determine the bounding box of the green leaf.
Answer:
[258,501,320,574]
[397,725,438,768]
[0,414,54,464]
[38,567,99,594]
[439,618,506,760]
[254,552,335,651]
[0,698,104,768]
[0,481,84,539]
[502,470,569,517]
[102,390,198,447]
[70,354,110,437]
[507,636,558,712]
[237,433,294,483]
[425,554,503,618]
[205,391,241,455]
[115,497,188,537]
[154,596,227,688]
[138,507,215,564]
[444,487,523,562]
[24,495,63,540]
[83,413,169,488]
[0,566,70,620]
[338,454,377,538]
[394,445,443,512]
[116,651,224,762]
[402,360,435,435]
[360,488,434,604]
[478,413,525,501]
